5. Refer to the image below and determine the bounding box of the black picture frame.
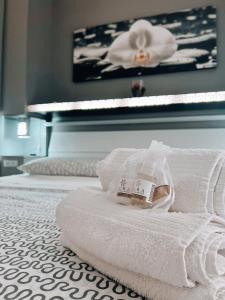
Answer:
[73,6,217,83]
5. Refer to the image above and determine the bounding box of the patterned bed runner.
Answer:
[0,187,144,300]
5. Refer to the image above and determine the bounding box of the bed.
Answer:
[1,118,225,300]
[0,173,144,299]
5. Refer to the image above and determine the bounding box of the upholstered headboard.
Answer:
[48,115,225,158]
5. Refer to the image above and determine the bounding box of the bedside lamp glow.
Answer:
[17,119,30,138]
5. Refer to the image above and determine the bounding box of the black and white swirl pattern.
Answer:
[0,187,144,300]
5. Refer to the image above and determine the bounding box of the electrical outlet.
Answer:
[3,160,18,168]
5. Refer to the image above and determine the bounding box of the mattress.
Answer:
[0,174,143,300]
[0,173,101,190]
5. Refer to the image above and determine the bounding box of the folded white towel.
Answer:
[168,148,224,214]
[56,187,225,288]
[97,145,224,215]
[62,236,225,300]
[97,148,140,191]
[214,160,225,218]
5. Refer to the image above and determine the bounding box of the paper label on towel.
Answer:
[132,179,156,203]
[117,177,156,203]
[117,177,133,197]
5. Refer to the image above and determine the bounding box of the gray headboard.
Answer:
[48,115,225,158]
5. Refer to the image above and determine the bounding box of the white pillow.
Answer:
[18,157,100,177]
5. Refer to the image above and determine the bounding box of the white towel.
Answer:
[168,148,224,214]
[214,160,225,218]
[97,146,224,215]
[97,148,140,191]
[62,236,225,300]
[56,187,225,288]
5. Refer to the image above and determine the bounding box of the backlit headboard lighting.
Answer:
[27,91,225,113]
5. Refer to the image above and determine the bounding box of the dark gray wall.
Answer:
[3,0,29,114]
[0,0,4,109]
[2,0,225,109]
[49,0,225,103]
[2,0,54,114]
[27,0,54,104]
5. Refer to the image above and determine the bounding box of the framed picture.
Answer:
[73,6,217,83]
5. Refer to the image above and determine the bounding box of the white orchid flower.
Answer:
[106,19,178,69]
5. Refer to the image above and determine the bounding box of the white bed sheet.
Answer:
[0,173,101,190]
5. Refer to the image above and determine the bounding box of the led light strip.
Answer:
[27,91,225,113]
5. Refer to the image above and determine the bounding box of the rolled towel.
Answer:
[168,148,224,214]
[97,148,139,191]
[214,161,225,218]
[62,237,225,300]
[56,187,225,288]
[97,143,224,215]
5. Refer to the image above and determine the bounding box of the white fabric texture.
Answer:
[0,179,140,299]
[168,148,224,214]
[0,174,100,191]
[97,148,138,190]
[214,160,225,218]
[97,146,224,215]
[56,187,225,288]
[19,157,100,177]
[107,142,175,211]
[62,237,225,300]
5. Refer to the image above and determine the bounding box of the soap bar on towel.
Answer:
[97,143,225,216]
[107,142,174,210]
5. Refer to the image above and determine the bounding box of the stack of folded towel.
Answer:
[97,143,225,217]
[56,141,225,300]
